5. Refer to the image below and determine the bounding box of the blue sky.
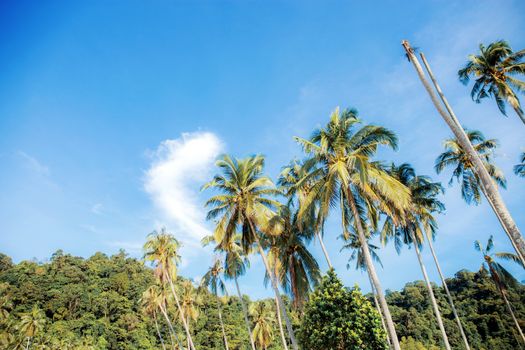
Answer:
[1,0,524,299]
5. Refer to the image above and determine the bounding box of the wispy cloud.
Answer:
[144,132,224,245]
[91,203,104,215]
[17,151,50,177]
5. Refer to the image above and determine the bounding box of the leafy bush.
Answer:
[298,269,388,350]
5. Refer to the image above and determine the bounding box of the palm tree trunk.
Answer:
[250,221,299,350]
[217,299,230,350]
[426,234,471,350]
[345,190,401,350]
[316,231,333,269]
[187,316,191,350]
[410,232,451,350]
[234,276,257,350]
[402,41,525,266]
[274,295,290,350]
[154,312,167,350]
[158,302,182,350]
[367,268,391,347]
[167,276,197,350]
[500,287,525,344]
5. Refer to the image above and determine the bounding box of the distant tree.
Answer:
[18,305,46,349]
[458,40,525,124]
[474,235,525,344]
[298,269,388,350]
[250,301,275,350]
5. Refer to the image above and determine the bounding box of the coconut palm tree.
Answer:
[435,130,506,205]
[180,281,201,350]
[474,235,525,344]
[250,301,275,350]
[388,163,471,349]
[201,258,230,350]
[202,234,257,350]
[18,305,46,350]
[515,152,525,177]
[383,163,473,350]
[267,204,321,311]
[203,154,299,350]
[294,107,411,350]
[458,40,525,124]
[140,286,168,350]
[278,159,333,268]
[143,229,196,350]
[403,40,525,266]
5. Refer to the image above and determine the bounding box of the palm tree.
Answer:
[201,258,230,350]
[267,204,321,311]
[203,154,299,350]
[514,152,525,177]
[18,305,46,350]
[140,286,168,350]
[295,107,411,350]
[143,229,196,350]
[474,236,525,344]
[458,40,525,124]
[180,280,200,350]
[403,40,525,266]
[383,163,473,350]
[278,159,333,268]
[435,130,506,205]
[202,234,257,350]
[250,301,275,350]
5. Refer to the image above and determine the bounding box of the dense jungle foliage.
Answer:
[0,250,523,349]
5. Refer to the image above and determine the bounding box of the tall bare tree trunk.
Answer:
[410,232,451,350]
[250,220,299,350]
[345,190,401,350]
[154,312,167,350]
[217,300,230,350]
[316,231,333,269]
[500,289,525,344]
[167,276,196,350]
[402,41,525,266]
[158,302,182,350]
[426,235,471,350]
[273,294,290,350]
[367,268,391,347]
[234,277,257,350]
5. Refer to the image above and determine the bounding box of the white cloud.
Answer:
[144,132,224,245]
[91,203,104,215]
[17,151,50,177]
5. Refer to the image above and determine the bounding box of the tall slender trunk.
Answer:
[402,41,525,266]
[513,106,525,125]
[367,268,391,348]
[500,288,525,344]
[154,312,167,350]
[274,295,290,350]
[316,231,333,269]
[426,235,471,350]
[217,298,230,350]
[249,219,299,350]
[234,277,257,350]
[345,190,401,350]
[410,232,451,350]
[158,302,182,350]
[187,317,191,350]
[167,276,197,350]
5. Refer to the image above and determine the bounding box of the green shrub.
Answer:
[298,269,388,350]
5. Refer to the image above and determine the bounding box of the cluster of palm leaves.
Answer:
[136,39,524,350]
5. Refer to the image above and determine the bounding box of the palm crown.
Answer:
[458,40,525,124]
[435,130,506,205]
